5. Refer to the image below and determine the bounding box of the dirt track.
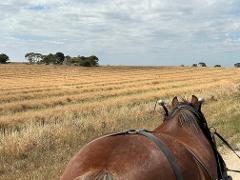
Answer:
[222,150,240,180]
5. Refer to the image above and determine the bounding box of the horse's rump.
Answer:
[61,133,206,180]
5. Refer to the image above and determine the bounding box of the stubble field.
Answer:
[0,64,240,180]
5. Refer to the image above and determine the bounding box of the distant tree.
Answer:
[214,65,221,67]
[65,55,71,60]
[198,62,207,67]
[42,53,56,64]
[63,55,71,65]
[66,55,99,67]
[234,63,240,68]
[192,64,197,67]
[78,55,99,67]
[0,53,9,64]
[80,59,91,67]
[25,52,43,64]
[55,52,65,64]
[88,55,99,66]
[66,56,81,65]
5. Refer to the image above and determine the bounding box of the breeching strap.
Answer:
[112,129,183,180]
[137,130,183,180]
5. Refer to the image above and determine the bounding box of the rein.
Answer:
[210,128,240,174]
[211,128,240,159]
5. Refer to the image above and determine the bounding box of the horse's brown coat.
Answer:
[61,96,218,180]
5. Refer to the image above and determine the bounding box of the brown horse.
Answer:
[61,96,225,180]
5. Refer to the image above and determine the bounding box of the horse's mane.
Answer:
[178,109,200,132]
[167,98,201,133]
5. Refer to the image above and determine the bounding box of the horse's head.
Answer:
[172,95,205,111]
[160,95,207,132]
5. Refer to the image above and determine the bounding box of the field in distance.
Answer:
[0,64,240,179]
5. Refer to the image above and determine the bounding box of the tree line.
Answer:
[191,62,240,68]
[25,52,99,67]
[0,52,99,67]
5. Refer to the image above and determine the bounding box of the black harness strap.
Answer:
[111,129,183,180]
[137,130,184,180]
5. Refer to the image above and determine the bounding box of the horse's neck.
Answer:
[154,117,205,140]
[154,117,183,135]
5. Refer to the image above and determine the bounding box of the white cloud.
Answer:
[0,0,240,65]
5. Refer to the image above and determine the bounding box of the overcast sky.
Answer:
[1,0,240,66]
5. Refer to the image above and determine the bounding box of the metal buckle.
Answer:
[210,127,217,133]
[127,129,148,134]
[127,129,138,134]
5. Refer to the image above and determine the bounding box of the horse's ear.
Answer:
[191,95,200,110]
[172,96,179,108]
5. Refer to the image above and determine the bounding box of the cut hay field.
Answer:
[0,64,240,180]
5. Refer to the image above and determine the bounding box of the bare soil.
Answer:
[222,150,240,180]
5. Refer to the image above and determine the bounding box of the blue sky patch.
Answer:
[28,5,49,11]
[228,32,240,39]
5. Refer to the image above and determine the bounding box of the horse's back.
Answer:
[61,133,202,180]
